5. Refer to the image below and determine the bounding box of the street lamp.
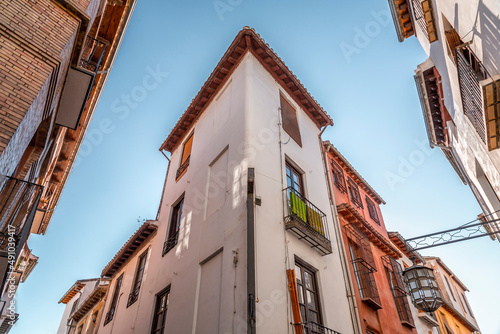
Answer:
[403,264,443,312]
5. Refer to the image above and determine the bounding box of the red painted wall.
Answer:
[325,147,416,334]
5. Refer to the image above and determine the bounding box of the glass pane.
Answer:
[306,291,316,310]
[297,285,304,304]
[304,272,313,290]
[309,310,318,324]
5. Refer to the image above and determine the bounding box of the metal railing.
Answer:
[127,285,141,307]
[176,156,190,180]
[162,231,179,255]
[79,36,107,74]
[0,176,43,257]
[293,321,341,334]
[103,308,115,326]
[284,187,329,240]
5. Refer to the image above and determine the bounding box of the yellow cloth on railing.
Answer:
[290,191,307,223]
[307,207,324,236]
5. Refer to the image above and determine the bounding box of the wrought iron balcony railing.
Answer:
[0,176,43,257]
[103,308,115,325]
[79,36,107,74]
[176,156,190,180]
[127,285,141,307]
[283,187,332,255]
[162,231,179,256]
[293,321,341,334]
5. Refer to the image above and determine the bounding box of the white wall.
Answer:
[95,51,356,334]
[415,0,500,238]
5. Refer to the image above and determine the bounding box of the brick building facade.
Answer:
[0,0,136,331]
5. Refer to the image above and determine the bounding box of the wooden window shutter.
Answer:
[280,95,302,147]
[181,134,193,164]
[286,269,303,334]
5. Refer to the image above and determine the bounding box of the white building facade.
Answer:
[389,0,500,240]
[93,28,358,334]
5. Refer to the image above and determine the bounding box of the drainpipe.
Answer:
[247,168,256,334]
[321,141,362,334]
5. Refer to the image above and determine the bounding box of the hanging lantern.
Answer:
[403,265,443,312]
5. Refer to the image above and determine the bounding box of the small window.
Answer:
[442,15,463,64]
[382,256,414,326]
[70,297,80,314]
[286,162,303,195]
[443,275,456,301]
[461,292,473,317]
[163,196,184,255]
[365,196,380,225]
[347,178,363,209]
[294,259,322,326]
[128,250,148,307]
[151,286,171,334]
[280,94,302,147]
[331,160,346,193]
[87,311,99,334]
[104,274,123,326]
[176,134,193,180]
[77,324,84,334]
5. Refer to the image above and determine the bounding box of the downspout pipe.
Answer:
[322,140,362,334]
[247,168,256,334]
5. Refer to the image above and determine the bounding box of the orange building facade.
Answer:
[324,141,417,334]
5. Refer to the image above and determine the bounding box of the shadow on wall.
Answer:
[477,0,500,75]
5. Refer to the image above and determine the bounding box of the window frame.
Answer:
[285,161,304,196]
[176,133,194,180]
[347,177,363,209]
[127,249,149,307]
[150,285,171,334]
[331,159,346,193]
[365,196,380,225]
[443,274,456,302]
[104,273,124,326]
[163,195,184,256]
[294,257,323,326]
[280,93,302,147]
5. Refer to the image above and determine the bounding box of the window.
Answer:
[104,274,123,326]
[347,178,363,209]
[163,196,184,255]
[456,44,489,143]
[70,297,80,314]
[87,311,98,334]
[176,133,193,180]
[128,250,148,307]
[382,256,414,326]
[286,162,303,195]
[442,15,463,64]
[344,224,381,308]
[76,324,84,334]
[295,260,322,326]
[443,275,456,301]
[461,292,473,316]
[151,286,170,334]
[411,0,437,42]
[280,94,302,146]
[331,159,346,193]
[365,196,380,225]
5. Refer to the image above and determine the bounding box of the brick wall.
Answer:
[0,0,81,175]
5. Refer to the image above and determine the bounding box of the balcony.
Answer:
[176,156,190,180]
[293,321,341,334]
[56,35,108,130]
[283,187,332,255]
[127,285,141,307]
[411,0,438,42]
[0,177,43,257]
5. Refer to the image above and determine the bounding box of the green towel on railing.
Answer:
[307,207,324,236]
[290,191,307,222]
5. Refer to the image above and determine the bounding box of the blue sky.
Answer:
[14,1,500,333]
